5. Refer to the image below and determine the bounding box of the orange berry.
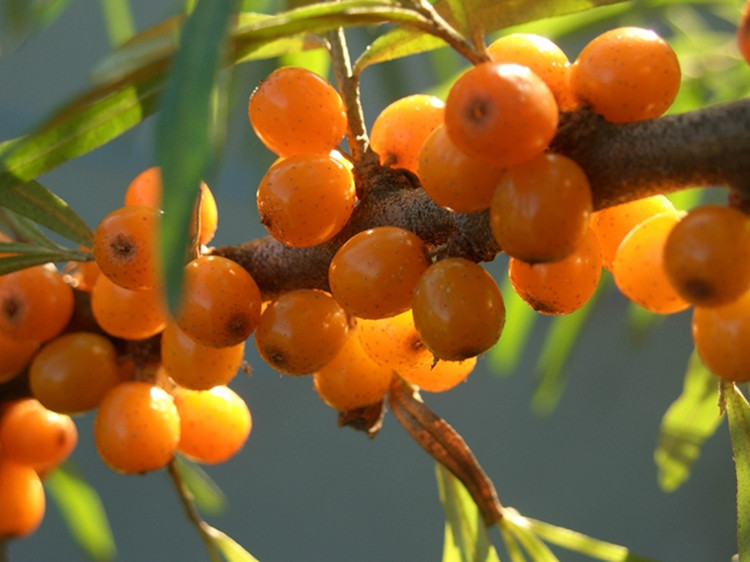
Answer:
[176,255,262,348]
[94,381,180,473]
[93,205,162,290]
[91,274,168,340]
[255,289,349,375]
[613,211,691,314]
[357,310,432,372]
[0,265,74,343]
[664,205,750,307]
[29,331,121,414]
[257,152,356,248]
[589,195,675,271]
[123,167,218,246]
[370,94,445,174]
[487,33,578,111]
[398,356,477,393]
[739,0,750,65]
[65,256,100,293]
[508,227,602,315]
[0,398,77,473]
[0,331,38,383]
[328,226,431,319]
[490,153,593,263]
[173,385,251,464]
[249,66,347,157]
[444,62,558,166]
[313,330,393,411]
[0,459,45,538]
[160,321,245,390]
[412,258,505,361]
[417,123,505,213]
[570,27,681,123]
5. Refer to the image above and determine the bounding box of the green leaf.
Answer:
[99,0,135,47]
[724,381,750,561]
[0,249,91,275]
[501,510,558,562]
[436,463,502,562]
[0,0,71,52]
[45,464,116,562]
[654,351,722,492]
[156,0,232,312]
[174,456,228,516]
[204,525,261,562]
[488,276,538,376]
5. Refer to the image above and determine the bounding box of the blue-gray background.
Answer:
[0,2,738,561]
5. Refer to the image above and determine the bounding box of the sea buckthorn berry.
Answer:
[0,459,45,538]
[444,62,558,166]
[161,321,245,390]
[0,398,77,473]
[508,227,602,315]
[739,0,750,65]
[613,211,691,314]
[29,331,121,414]
[124,167,219,246]
[255,289,349,375]
[93,205,162,290]
[0,265,74,343]
[249,66,347,157]
[570,27,681,123]
[357,310,432,372]
[173,385,251,464]
[313,330,394,411]
[693,289,750,382]
[590,195,675,271]
[490,153,593,263]
[417,124,506,213]
[398,356,477,393]
[94,381,180,473]
[0,331,38,383]
[329,226,431,319]
[176,255,262,348]
[487,33,578,111]
[257,152,356,248]
[91,274,168,340]
[64,255,100,292]
[664,205,750,307]
[370,94,445,174]
[412,258,505,361]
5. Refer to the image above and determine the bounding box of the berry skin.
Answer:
[0,265,75,343]
[508,227,602,315]
[417,123,506,213]
[486,33,578,111]
[444,62,558,166]
[94,381,180,474]
[370,94,445,174]
[124,167,219,246]
[0,331,38,383]
[412,258,505,361]
[29,331,122,414]
[0,459,45,538]
[739,0,750,65]
[255,289,349,375]
[91,274,168,340]
[398,356,477,393]
[0,398,78,473]
[176,255,262,348]
[93,205,162,290]
[160,321,245,390]
[663,205,750,307]
[328,226,431,319]
[570,27,681,123]
[693,289,750,382]
[357,310,433,372]
[490,153,593,263]
[589,195,675,271]
[249,66,347,157]
[173,385,252,464]
[613,211,691,314]
[257,152,356,248]
[313,330,394,411]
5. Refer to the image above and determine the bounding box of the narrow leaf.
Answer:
[0,250,90,275]
[501,510,558,562]
[174,456,228,516]
[488,276,538,376]
[724,381,750,561]
[654,351,722,492]
[156,0,232,312]
[45,464,116,562]
[204,525,261,562]
[436,463,501,562]
[99,0,135,47]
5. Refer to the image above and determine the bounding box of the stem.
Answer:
[167,459,223,562]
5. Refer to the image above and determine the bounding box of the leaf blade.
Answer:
[724,381,750,561]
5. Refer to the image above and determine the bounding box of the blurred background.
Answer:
[0,1,746,560]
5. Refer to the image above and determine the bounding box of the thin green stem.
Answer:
[98,0,135,47]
